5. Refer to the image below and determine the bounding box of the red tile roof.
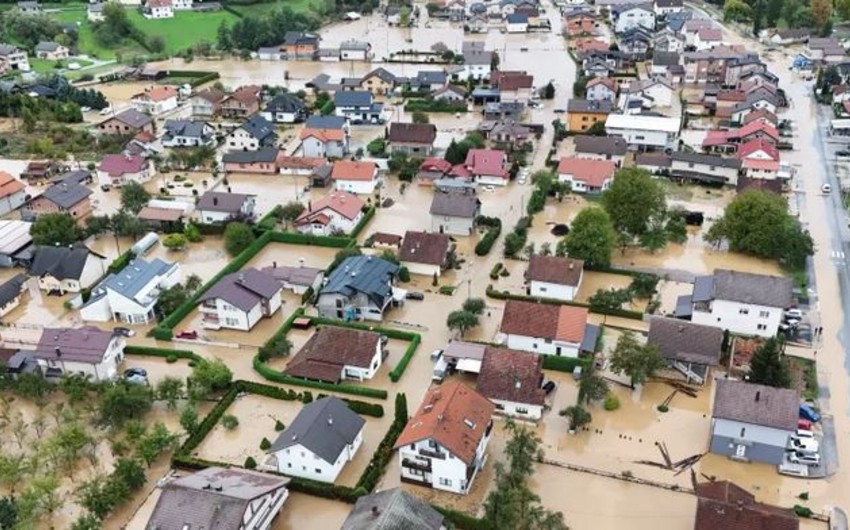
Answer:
[420,158,452,173]
[736,121,779,141]
[394,381,494,465]
[331,160,376,182]
[276,155,326,169]
[134,85,178,102]
[477,347,545,406]
[556,156,616,187]
[98,154,148,177]
[742,158,780,171]
[284,326,380,383]
[399,231,451,266]
[742,108,777,125]
[736,139,779,161]
[526,255,584,286]
[464,149,508,179]
[500,300,588,342]
[694,481,798,530]
[697,28,723,41]
[300,128,345,142]
[0,171,25,200]
[296,191,364,224]
[587,76,618,92]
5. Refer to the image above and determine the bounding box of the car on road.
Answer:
[822,183,832,193]
[113,327,136,337]
[553,108,566,114]
[788,451,820,467]
[123,368,148,385]
[405,291,424,301]
[518,176,527,185]
[430,349,443,361]
[176,330,198,340]
[800,404,822,422]
[784,309,803,320]
[542,380,556,394]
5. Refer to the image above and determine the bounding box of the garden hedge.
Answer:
[405,99,468,113]
[166,70,221,87]
[389,334,421,382]
[268,230,354,248]
[308,317,420,342]
[350,206,376,239]
[252,356,388,399]
[434,507,492,530]
[124,345,204,363]
[239,380,384,418]
[485,284,645,321]
[108,250,136,274]
[194,222,227,235]
[541,355,592,373]
[474,217,502,256]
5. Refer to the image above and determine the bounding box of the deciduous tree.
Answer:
[224,222,255,256]
[556,206,616,267]
[99,383,154,427]
[189,359,233,400]
[811,0,833,29]
[609,331,665,388]
[155,377,184,410]
[446,310,479,337]
[119,181,151,214]
[279,201,306,228]
[30,213,82,246]
[601,168,667,241]
[578,374,609,404]
[162,233,187,251]
[748,337,792,388]
[560,405,592,430]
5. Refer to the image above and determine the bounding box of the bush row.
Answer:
[124,345,204,363]
[166,70,221,87]
[108,250,136,274]
[240,380,384,418]
[485,284,645,321]
[268,230,354,248]
[193,222,227,235]
[474,216,502,256]
[434,506,492,530]
[541,355,592,373]
[355,403,407,492]
[252,355,389,399]
[404,99,468,113]
[350,206,376,239]
[389,333,421,382]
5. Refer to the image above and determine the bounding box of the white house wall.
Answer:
[506,333,580,357]
[529,279,579,301]
[691,298,782,338]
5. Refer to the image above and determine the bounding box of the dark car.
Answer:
[113,327,136,337]
[542,381,556,395]
[123,368,148,385]
[406,291,425,301]
[176,330,198,339]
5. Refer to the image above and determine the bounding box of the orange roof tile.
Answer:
[300,128,345,142]
[134,85,178,102]
[556,156,616,187]
[0,172,24,199]
[331,160,376,182]
[500,300,588,342]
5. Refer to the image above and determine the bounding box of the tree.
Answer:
[588,288,632,312]
[156,377,184,410]
[189,359,233,399]
[112,458,146,491]
[504,231,526,258]
[482,421,567,530]
[180,405,199,433]
[279,201,306,228]
[30,213,82,246]
[542,81,555,99]
[397,266,411,282]
[136,422,178,467]
[723,0,753,21]
[71,514,101,530]
[446,310,479,337]
[748,338,792,388]
[184,223,202,242]
[162,233,187,251]
[395,392,408,423]
[366,137,386,156]
[85,215,112,237]
[766,0,784,26]
[259,336,293,360]
[556,207,616,267]
[609,331,666,388]
[751,0,765,34]
[560,405,592,430]
[578,374,609,404]
[837,0,850,19]
[111,211,147,239]
[185,273,203,293]
[224,222,255,256]
[601,168,667,241]
[0,496,17,529]
[221,414,239,430]
[811,0,833,29]
[156,284,189,317]
[99,383,154,427]
[77,476,117,520]
[119,181,151,214]
[411,111,429,124]
[573,74,591,97]
[706,190,814,268]
[462,297,486,315]
[216,20,232,50]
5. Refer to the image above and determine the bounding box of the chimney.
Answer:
[328,416,333,425]
[371,506,380,517]
[273,261,278,268]
[54,347,61,357]
[755,391,760,402]
[569,261,574,270]
[238,273,245,283]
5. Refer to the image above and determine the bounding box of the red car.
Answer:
[176,330,198,340]
[798,419,814,431]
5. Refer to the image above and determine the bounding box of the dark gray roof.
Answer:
[635,153,672,167]
[0,44,19,56]
[35,41,60,53]
[415,70,447,86]
[341,488,444,530]
[656,0,683,6]
[110,108,152,129]
[692,275,714,303]
[335,91,372,108]
[653,51,681,66]
[671,151,742,169]
[306,115,346,129]
[239,115,276,141]
[163,119,210,138]
[40,181,92,208]
[197,191,254,213]
[710,269,793,308]
[581,323,599,353]
[321,255,398,308]
[429,191,479,218]
[146,467,289,530]
[100,258,175,300]
[567,99,615,113]
[269,396,365,463]
[0,274,26,307]
[223,147,278,164]
[34,326,114,363]
[52,170,92,185]
[573,135,627,156]
[29,246,101,281]
[284,31,319,45]
[648,317,723,365]
[506,12,528,23]
[712,379,799,431]
[674,294,693,317]
[199,268,281,311]
[265,92,306,113]
[363,67,397,84]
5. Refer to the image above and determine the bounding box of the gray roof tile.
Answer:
[268,396,365,463]
[648,317,723,365]
[341,488,444,530]
[712,379,798,431]
[199,268,281,311]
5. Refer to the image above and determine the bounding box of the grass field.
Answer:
[228,0,314,17]
[30,57,94,74]
[126,10,240,54]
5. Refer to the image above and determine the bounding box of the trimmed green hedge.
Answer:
[108,250,136,274]
[240,380,383,418]
[252,355,388,399]
[405,99,468,113]
[268,230,354,248]
[542,355,592,373]
[167,70,220,87]
[389,333,421,382]
[300,286,315,305]
[124,345,204,363]
[485,284,645,321]
[194,222,227,235]
[350,206,376,239]
[255,206,282,232]
[475,217,502,256]
[355,398,406,492]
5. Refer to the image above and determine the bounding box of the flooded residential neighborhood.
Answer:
[0,0,849,529]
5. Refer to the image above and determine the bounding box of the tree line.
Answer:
[723,0,837,36]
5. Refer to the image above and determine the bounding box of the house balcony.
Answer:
[199,301,218,313]
[402,457,432,472]
[201,316,222,330]
[419,448,447,460]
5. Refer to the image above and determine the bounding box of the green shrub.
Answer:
[542,355,591,373]
[244,456,257,469]
[389,334,421,382]
[490,263,503,280]
[125,346,203,363]
[398,266,411,283]
[603,393,620,411]
[302,391,313,404]
[260,437,271,450]
[475,218,502,256]
[221,414,239,430]
[350,206,375,238]
[108,251,136,274]
[657,404,669,413]
[275,419,285,431]
[793,505,813,518]
[405,99,467,113]
[166,355,178,364]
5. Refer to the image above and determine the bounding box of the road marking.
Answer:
[831,251,845,259]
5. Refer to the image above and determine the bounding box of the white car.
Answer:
[784,309,803,320]
[789,437,819,454]
[822,183,832,193]
[796,429,815,439]
[789,451,820,467]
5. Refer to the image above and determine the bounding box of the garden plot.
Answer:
[194,393,386,488]
[222,173,319,220]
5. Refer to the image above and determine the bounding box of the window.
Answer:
[439,478,453,487]
[738,308,749,315]
[287,463,291,468]
[516,406,529,414]
[410,444,415,450]
[539,286,547,292]
[315,469,322,474]
[635,135,645,140]
[532,343,538,349]
[757,324,767,331]
[759,310,769,318]
[740,427,746,437]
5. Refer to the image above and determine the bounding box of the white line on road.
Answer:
[831,251,846,259]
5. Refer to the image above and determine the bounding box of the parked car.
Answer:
[430,349,443,361]
[822,183,832,193]
[405,291,425,301]
[788,437,819,454]
[542,380,556,395]
[796,428,815,439]
[176,330,198,340]
[113,327,136,337]
[788,451,820,467]
[784,308,803,320]
[798,419,814,431]
[123,368,148,385]
[799,404,821,422]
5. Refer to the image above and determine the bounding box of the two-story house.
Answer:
[97,154,154,187]
[31,326,125,381]
[161,119,216,148]
[199,268,282,331]
[196,191,256,224]
[332,160,379,194]
[387,123,437,156]
[0,274,27,318]
[146,467,290,530]
[429,190,480,235]
[499,299,595,357]
[477,347,546,420]
[585,76,618,102]
[142,0,174,18]
[285,326,384,382]
[604,113,680,150]
[28,245,107,294]
[647,316,723,385]
[283,31,320,59]
[359,67,398,95]
[573,135,627,165]
[611,3,655,33]
[300,116,349,158]
[190,87,226,118]
[131,85,179,116]
[394,382,495,495]
[464,148,509,186]
[261,93,308,124]
[226,115,278,151]
[317,255,398,321]
[710,379,799,465]
[222,148,279,175]
[399,231,452,278]
[34,41,69,60]
[340,489,446,530]
[98,108,155,136]
[0,44,30,72]
[334,91,384,124]
[265,396,365,483]
[687,269,793,338]
[670,152,742,186]
[294,191,365,236]
[80,258,181,324]
[556,156,616,194]
[220,85,262,119]
[566,99,615,132]
[525,255,583,301]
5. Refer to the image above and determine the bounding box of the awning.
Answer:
[456,358,482,374]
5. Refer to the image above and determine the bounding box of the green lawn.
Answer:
[126,10,240,54]
[229,0,313,17]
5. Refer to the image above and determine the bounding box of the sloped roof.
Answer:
[29,245,102,281]
[98,154,147,177]
[388,123,437,145]
[477,347,545,406]
[164,119,210,138]
[573,135,628,156]
[526,255,584,287]
[39,181,92,208]
[33,326,115,363]
[269,396,365,463]
[197,191,254,213]
[335,91,373,107]
[332,161,377,182]
[341,488,444,530]
[101,258,176,301]
[199,268,281,311]
[0,171,25,200]
[500,299,588,342]
[320,255,397,307]
[238,115,276,141]
[284,326,381,382]
[296,191,364,224]
[712,379,798,431]
[647,317,723,365]
[399,231,451,266]
[0,274,26,307]
[264,92,306,113]
[709,268,792,307]
[556,156,616,187]
[429,191,479,218]
[394,381,494,465]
